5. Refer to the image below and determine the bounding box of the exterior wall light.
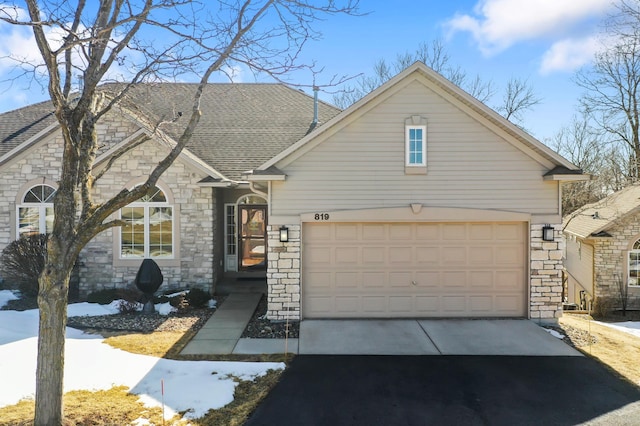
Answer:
[542,224,554,242]
[279,226,289,242]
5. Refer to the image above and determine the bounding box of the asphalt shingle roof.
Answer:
[563,184,640,239]
[0,83,341,181]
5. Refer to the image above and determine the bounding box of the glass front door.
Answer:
[239,205,267,271]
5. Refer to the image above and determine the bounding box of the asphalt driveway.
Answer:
[245,356,640,426]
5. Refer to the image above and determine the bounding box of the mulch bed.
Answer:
[241,295,300,339]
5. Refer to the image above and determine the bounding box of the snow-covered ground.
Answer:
[597,320,640,338]
[0,289,284,420]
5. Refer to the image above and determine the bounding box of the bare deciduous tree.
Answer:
[0,1,360,424]
[332,38,540,127]
[576,0,640,181]
[550,113,620,214]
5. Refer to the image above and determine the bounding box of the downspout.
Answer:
[249,181,268,199]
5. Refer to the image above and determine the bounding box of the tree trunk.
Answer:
[34,258,70,425]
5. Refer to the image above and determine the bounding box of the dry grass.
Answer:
[0,386,174,426]
[0,327,288,425]
[560,313,640,386]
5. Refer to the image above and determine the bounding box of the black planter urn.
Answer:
[134,259,164,314]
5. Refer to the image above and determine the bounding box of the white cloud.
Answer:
[540,36,602,74]
[446,0,613,55]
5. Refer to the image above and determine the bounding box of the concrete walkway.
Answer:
[180,292,297,355]
[180,294,578,356]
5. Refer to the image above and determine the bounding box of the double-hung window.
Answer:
[120,186,173,259]
[17,184,56,237]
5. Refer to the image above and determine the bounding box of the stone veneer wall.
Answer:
[0,113,215,297]
[266,222,566,322]
[529,224,564,322]
[266,224,301,319]
[591,214,640,308]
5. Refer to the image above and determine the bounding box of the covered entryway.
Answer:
[302,222,527,318]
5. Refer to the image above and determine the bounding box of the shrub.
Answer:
[87,289,121,305]
[186,288,211,308]
[87,288,142,305]
[0,234,47,297]
[591,296,613,319]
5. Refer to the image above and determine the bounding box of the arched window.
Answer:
[629,238,640,287]
[17,184,56,237]
[120,185,173,259]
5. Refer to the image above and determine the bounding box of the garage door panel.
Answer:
[416,247,439,264]
[495,271,522,289]
[363,272,386,287]
[362,247,385,263]
[336,297,359,313]
[496,223,522,240]
[415,296,439,312]
[442,224,466,240]
[416,223,439,239]
[442,247,466,264]
[362,224,385,240]
[362,296,386,313]
[495,247,523,265]
[442,296,466,312]
[389,272,412,287]
[336,247,359,264]
[306,246,332,265]
[470,224,494,240]
[416,271,439,287]
[469,296,492,312]
[303,222,526,318]
[336,272,358,288]
[470,248,494,264]
[389,224,412,240]
[442,271,467,287]
[389,296,412,312]
[469,271,494,288]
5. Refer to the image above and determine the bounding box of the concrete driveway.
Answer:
[245,355,640,426]
[299,319,581,356]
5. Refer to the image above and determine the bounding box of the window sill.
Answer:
[405,165,427,175]
[113,258,181,268]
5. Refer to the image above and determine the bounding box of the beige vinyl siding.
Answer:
[271,79,558,216]
[564,238,593,304]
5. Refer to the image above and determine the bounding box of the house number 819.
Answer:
[314,213,330,221]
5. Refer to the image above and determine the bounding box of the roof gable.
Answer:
[256,62,583,174]
[563,185,640,239]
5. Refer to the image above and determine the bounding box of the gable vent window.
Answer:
[405,116,427,174]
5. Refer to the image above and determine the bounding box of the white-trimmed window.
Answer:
[17,184,56,237]
[404,116,427,174]
[406,126,426,166]
[629,238,640,286]
[120,186,173,259]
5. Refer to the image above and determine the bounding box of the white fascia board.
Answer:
[544,174,591,181]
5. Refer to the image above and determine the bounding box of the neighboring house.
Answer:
[563,185,640,310]
[0,62,585,322]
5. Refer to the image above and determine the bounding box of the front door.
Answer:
[239,205,267,271]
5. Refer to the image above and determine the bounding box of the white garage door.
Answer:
[302,222,527,318]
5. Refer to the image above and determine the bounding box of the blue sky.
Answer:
[0,0,615,143]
